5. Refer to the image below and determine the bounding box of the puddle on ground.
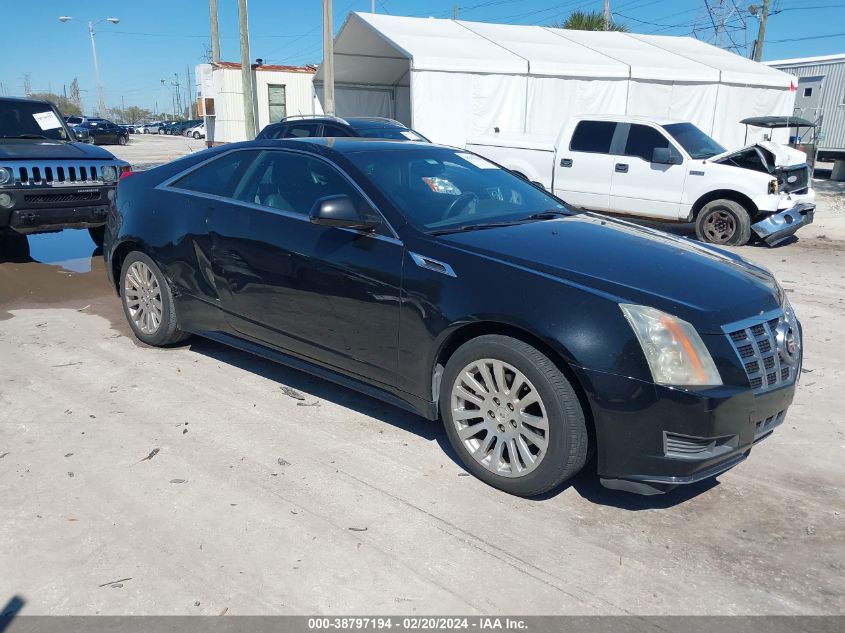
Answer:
[0,230,129,336]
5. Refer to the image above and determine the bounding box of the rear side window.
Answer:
[569,121,616,154]
[284,123,320,138]
[171,150,259,198]
[623,124,672,162]
[322,124,353,137]
[258,124,285,140]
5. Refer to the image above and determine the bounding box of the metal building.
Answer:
[767,54,845,169]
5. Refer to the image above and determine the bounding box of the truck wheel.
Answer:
[440,335,589,497]
[120,251,190,346]
[695,199,751,246]
[88,226,105,247]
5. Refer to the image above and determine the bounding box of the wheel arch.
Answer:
[431,321,597,449]
[110,239,147,294]
[691,189,758,220]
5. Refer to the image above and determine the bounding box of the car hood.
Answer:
[708,141,807,168]
[0,139,120,161]
[439,214,781,333]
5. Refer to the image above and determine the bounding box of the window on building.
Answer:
[803,87,813,98]
[268,85,287,122]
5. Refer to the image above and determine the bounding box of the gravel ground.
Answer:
[0,137,842,615]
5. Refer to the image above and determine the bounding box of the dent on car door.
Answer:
[207,149,403,386]
[609,124,687,219]
[554,120,617,211]
[163,149,261,303]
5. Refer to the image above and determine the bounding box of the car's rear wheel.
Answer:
[193,132,200,139]
[88,226,105,247]
[120,251,189,346]
[440,335,588,496]
[695,199,752,246]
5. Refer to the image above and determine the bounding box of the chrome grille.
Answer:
[4,161,105,186]
[724,309,799,394]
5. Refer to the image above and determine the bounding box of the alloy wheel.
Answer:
[450,358,549,477]
[124,261,163,335]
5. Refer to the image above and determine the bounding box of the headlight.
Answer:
[101,165,118,183]
[620,304,722,387]
[0,166,12,185]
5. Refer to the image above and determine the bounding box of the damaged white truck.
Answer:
[466,115,815,246]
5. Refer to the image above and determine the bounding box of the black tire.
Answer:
[158,128,165,135]
[119,251,190,346]
[695,199,752,246]
[440,335,589,497]
[118,135,127,145]
[193,132,200,139]
[88,226,105,247]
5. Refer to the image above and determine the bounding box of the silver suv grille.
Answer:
[6,162,106,186]
[724,308,799,394]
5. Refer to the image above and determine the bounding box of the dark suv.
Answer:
[256,115,429,142]
[0,96,129,247]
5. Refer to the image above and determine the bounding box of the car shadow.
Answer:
[187,337,717,509]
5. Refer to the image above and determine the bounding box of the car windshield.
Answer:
[346,147,571,233]
[0,101,71,141]
[356,127,428,142]
[664,122,726,159]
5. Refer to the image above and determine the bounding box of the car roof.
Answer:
[344,117,406,129]
[236,137,440,155]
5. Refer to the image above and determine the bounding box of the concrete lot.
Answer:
[0,135,843,615]
[110,132,207,169]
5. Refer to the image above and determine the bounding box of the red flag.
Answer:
[790,81,797,92]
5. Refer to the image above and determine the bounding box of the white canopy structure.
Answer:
[315,12,796,148]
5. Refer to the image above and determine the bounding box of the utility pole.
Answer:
[88,21,107,116]
[753,0,770,61]
[453,3,459,19]
[371,0,375,12]
[322,0,335,116]
[172,73,183,118]
[186,65,193,118]
[604,0,610,30]
[209,0,221,63]
[238,0,256,139]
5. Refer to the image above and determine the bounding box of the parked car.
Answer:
[466,115,816,246]
[0,96,128,247]
[140,121,169,134]
[76,119,129,145]
[105,138,802,497]
[186,122,205,139]
[257,115,429,142]
[119,123,136,134]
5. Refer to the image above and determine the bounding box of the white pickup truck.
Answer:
[466,115,815,246]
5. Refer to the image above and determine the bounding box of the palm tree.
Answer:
[551,9,629,32]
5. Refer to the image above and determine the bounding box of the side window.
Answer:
[284,123,320,138]
[569,121,617,154]
[261,125,286,140]
[322,124,352,137]
[623,124,672,162]
[171,150,259,198]
[233,151,377,223]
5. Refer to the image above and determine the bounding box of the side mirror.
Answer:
[73,127,90,142]
[309,195,381,231]
[652,147,683,165]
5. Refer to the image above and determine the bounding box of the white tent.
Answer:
[315,12,796,148]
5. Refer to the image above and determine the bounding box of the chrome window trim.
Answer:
[156,146,401,241]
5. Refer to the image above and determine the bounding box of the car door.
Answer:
[552,120,617,211]
[207,148,403,386]
[609,123,688,219]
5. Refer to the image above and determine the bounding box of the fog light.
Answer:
[107,189,115,201]
[0,192,13,208]
[101,165,118,183]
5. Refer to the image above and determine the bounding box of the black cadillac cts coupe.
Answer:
[105,138,802,496]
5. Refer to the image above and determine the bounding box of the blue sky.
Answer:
[2,0,844,114]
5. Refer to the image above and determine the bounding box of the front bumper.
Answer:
[0,185,114,234]
[752,203,815,246]
[580,367,798,495]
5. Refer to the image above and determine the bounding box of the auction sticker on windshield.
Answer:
[456,152,498,169]
[32,111,62,130]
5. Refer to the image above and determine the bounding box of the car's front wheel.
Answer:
[440,335,589,496]
[193,132,200,139]
[118,135,127,145]
[120,251,190,346]
[695,199,752,246]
